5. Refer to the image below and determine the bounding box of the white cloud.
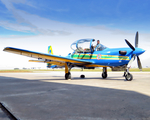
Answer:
[1,0,72,36]
[0,21,36,32]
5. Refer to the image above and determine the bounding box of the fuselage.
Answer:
[70,47,145,67]
[69,38,145,67]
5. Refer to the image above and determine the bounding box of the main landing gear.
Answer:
[102,67,107,79]
[65,63,72,80]
[65,72,71,80]
[65,63,71,80]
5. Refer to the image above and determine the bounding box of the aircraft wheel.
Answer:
[80,75,85,78]
[102,72,107,79]
[125,73,133,81]
[65,72,71,80]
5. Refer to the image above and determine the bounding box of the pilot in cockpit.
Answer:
[94,40,101,51]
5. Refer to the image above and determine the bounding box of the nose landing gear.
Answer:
[125,73,133,81]
[123,68,133,81]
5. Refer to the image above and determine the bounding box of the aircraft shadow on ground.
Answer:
[0,75,149,120]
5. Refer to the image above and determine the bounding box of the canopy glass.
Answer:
[71,39,107,53]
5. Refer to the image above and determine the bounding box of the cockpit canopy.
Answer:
[70,38,107,53]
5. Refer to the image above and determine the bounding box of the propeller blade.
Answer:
[127,54,136,68]
[137,56,142,71]
[125,39,135,51]
[135,31,139,48]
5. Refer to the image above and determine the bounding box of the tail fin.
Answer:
[48,46,53,55]
[47,46,53,68]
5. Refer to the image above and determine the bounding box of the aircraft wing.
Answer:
[3,47,94,65]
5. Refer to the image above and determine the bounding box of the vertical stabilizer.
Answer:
[47,46,53,68]
[48,46,53,54]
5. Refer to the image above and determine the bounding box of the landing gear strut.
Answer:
[102,67,107,79]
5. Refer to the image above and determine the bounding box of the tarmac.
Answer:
[0,71,150,120]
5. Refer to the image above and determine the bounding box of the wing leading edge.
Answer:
[3,47,94,65]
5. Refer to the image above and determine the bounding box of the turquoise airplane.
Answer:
[3,31,145,81]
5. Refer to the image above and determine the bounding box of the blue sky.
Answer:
[1,0,150,37]
[0,0,150,69]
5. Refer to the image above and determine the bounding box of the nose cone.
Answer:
[134,48,145,56]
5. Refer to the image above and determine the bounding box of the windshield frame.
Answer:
[71,39,95,53]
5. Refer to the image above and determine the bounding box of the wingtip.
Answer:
[3,47,9,51]
[3,47,17,52]
[3,47,16,51]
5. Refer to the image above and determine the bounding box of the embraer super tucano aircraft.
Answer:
[3,32,145,81]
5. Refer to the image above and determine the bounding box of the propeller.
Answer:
[125,39,135,51]
[137,56,142,70]
[125,31,142,71]
[135,31,138,48]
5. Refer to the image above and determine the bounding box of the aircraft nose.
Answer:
[134,48,145,56]
[140,48,145,54]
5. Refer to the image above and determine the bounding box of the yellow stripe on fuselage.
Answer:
[72,54,129,60]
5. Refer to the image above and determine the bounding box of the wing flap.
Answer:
[29,60,45,63]
[29,60,65,66]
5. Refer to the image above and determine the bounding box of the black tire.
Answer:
[102,72,107,79]
[65,72,71,80]
[80,75,85,78]
[125,73,133,81]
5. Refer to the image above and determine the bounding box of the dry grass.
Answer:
[0,68,150,73]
